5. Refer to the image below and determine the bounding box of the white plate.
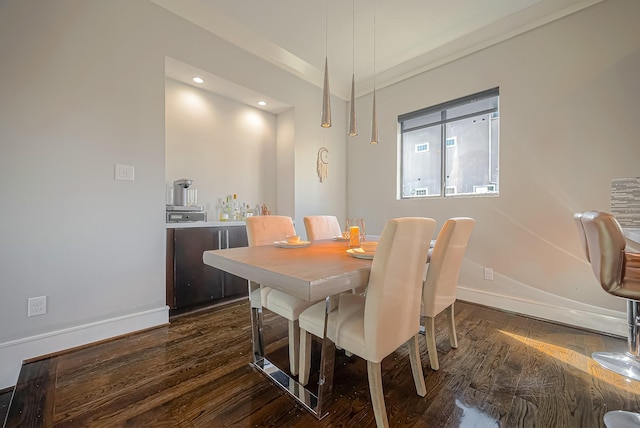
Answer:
[346,248,375,259]
[430,240,436,248]
[274,240,311,248]
[332,235,348,241]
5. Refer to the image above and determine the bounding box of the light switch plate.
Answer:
[115,164,135,181]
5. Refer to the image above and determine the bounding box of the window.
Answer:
[399,88,499,198]
[473,184,496,194]
[415,143,429,153]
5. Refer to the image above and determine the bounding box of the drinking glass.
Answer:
[346,218,366,247]
[187,188,198,207]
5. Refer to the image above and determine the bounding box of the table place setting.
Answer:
[273,234,311,248]
[346,241,378,259]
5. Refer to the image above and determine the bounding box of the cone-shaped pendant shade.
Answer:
[321,57,332,128]
[348,74,357,136]
[370,91,378,144]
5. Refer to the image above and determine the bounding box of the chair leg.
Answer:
[408,334,426,397]
[367,360,389,428]
[288,320,299,376]
[424,316,439,370]
[446,303,458,349]
[299,328,311,385]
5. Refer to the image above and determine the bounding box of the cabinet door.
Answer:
[221,226,249,299]
[226,225,248,249]
[174,228,223,308]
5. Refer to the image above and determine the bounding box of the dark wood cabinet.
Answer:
[219,226,249,299]
[166,225,248,310]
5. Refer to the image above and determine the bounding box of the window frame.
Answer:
[398,87,499,199]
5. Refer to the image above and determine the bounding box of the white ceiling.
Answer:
[155,0,601,111]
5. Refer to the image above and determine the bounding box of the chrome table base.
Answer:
[251,357,320,415]
[249,281,335,419]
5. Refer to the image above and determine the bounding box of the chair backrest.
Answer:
[303,215,342,241]
[579,211,640,298]
[422,217,475,318]
[245,215,296,247]
[363,217,436,363]
[573,212,590,262]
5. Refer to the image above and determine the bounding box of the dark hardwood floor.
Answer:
[0,387,12,427]
[4,300,640,427]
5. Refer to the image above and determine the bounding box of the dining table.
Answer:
[202,239,373,419]
[624,227,640,252]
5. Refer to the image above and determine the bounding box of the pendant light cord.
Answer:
[321,0,332,128]
[370,3,379,144]
[373,8,376,93]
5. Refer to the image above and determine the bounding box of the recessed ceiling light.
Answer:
[258,101,267,106]
[192,77,204,84]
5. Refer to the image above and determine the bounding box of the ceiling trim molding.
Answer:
[152,0,604,101]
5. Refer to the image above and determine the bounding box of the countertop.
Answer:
[623,228,640,246]
[166,221,246,229]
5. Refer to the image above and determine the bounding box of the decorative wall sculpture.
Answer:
[317,147,329,183]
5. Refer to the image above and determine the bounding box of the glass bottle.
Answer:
[220,201,229,221]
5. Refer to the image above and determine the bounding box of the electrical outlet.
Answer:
[114,164,135,181]
[484,267,494,281]
[28,296,47,317]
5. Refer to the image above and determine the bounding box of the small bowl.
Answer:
[286,235,301,244]
[360,241,378,253]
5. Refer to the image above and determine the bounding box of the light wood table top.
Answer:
[624,228,640,245]
[203,240,372,301]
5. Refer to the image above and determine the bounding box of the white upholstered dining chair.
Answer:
[245,215,320,376]
[304,214,366,296]
[421,217,475,370]
[298,217,436,427]
[303,215,342,241]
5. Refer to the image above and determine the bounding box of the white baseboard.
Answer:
[0,306,169,390]
[458,287,627,337]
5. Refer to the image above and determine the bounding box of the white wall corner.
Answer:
[0,306,169,390]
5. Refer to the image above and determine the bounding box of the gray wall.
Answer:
[347,0,640,327]
[165,78,278,219]
[0,1,170,388]
[0,0,347,388]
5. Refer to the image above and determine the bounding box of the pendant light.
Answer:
[370,6,379,144]
[348,0,358,137]
[321,0,332,128]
